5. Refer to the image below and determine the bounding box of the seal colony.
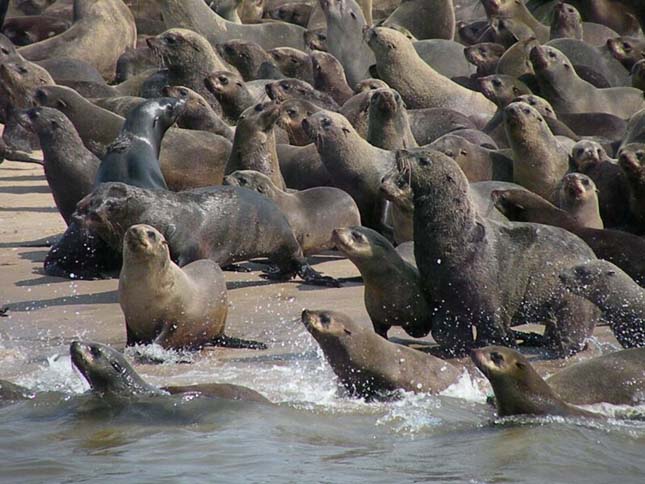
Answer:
[1,0,645,427]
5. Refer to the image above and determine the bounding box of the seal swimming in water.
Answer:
[70,340,270,403]
[471,346,597,418]
[95,98,185,190]
[301,309,461,399]
[119,224,229,349]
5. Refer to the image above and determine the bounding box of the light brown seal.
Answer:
[119,224,228,350]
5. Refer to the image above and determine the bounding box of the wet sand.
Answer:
[0,158,619,386]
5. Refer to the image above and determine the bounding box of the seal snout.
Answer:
[529,45,550,70]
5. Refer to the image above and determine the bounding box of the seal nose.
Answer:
[301,117,311,132]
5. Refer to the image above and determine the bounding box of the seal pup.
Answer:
[332,226,431,338]
[385,147,599,356]
[301,310,461,399]
[95,98,186,190]
[216,40,273,81]
[70,341,270,403]
[225,101,286,190]
[464,42,506,77]
[268,47,313,82]
[554,173,604,229]
[471,346,596,418]
[366,88,417,150]
[310,50,353,105]
[560,260,645,349]
[276,98,321,145]
[224,170,360,255]
[119,224,229,349]
[265,78,339,111]
[76,182,339,286]
[365,26,496,120]
[16,106,98,225]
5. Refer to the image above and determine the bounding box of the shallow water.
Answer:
[2,333,645,484]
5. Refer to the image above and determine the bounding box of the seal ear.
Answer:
[344,328,352,336]
[56,99,68,109]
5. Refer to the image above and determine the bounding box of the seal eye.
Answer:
[419,156,431,166]
[238,177,247,186]
[165,36,176,45]
[147,230,156,239]
[623,43,632,52]
[321,118,331,129]
[280,82,290,90]
[90,346,101,358]
[18,66,28,74]
[254,104,263,112]
[492,79,502,88]
[490,351,504,365]
[548,51,556,59]
[286,108,296,117]
[320,314,331,326]
[1,47,9,54]
[219,76,228,85]
[111,361,123,373]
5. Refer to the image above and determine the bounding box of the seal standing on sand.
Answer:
[70,340,270,403]
[223,170,360,255]
[95,98,185,190]
[471,346,596,418]
[76,182,338,286]
[332,226,431,339]
[301,310,461,399]
[119,224,228,349]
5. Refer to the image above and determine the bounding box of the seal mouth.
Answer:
[222,175,240,187]
[331,228,350,252]
[619,151,642,174]
[564,180,585,199]
[363,26,378,46]
[70,340,91,374]
[15,108,34,130]
[265,83,285,103]
[373,92,397,113]
[204,75,226,95]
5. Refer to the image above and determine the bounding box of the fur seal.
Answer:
[303,110,393,233]
[310,50,353,106]
[76,182,338,286]
[119,224,228,349]
[225,101,285,189]
[607,36,645,71]
[265,78,339,111]
[33,85,231,191]
[389,147,599,355]
[560,260,645,349]
[17,0,136,80]
[570,140,630,228]
[145,28,228,112]
[276,98,321,145]
[157,0,306,50]
[546,347,645,405]
[16,106,98,225]
[204,70,262,122]
[332,226,431,338]
[464,42,506,77]
[320,0,374,87]
[365,26,496,119]
[471,346,596,418]
[267,47,312,82]
[554,173,604,229]
[265,2,313,27]
[530,44,644,118]
[162,85,234,141]
[383,0,455,40]
[70,341,270,402]
[366,88,417,150]
[301,310,461,399]
[95,98,185,190]
[224,170,360,255]
[503,101,569,201]
[632,59,645,91]
[216,40,273,81]
[276,143,332,189]
[617,143,645,232]
[491,188,645,286]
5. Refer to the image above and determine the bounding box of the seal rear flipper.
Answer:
[209,335,267,350]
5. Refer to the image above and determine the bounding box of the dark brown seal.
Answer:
[471,346,596,418]
[332,226,431,339]
[76,182,338,286]
[16,106,98,225]
[119,224,228,349]
[224,170,360,255]
[301,309,461,399]
[387,147,599,356]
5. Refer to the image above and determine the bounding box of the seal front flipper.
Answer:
[260,264,342,287]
